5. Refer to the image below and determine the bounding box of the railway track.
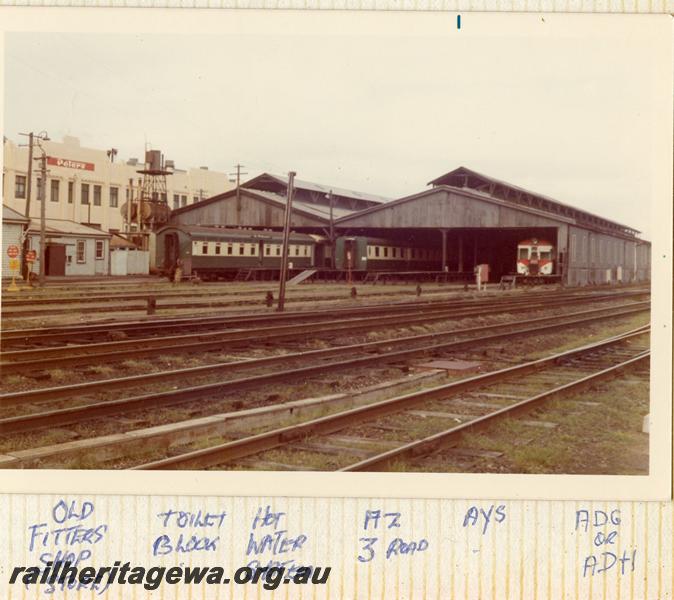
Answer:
[1,285,649,320]
[0,297,650,373]
[131,327,649,471]
[0,304,649,437]
[2,288,647,346]
[0,285,498,318]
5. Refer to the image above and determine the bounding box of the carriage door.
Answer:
[258,241,265,267]
[529,246,540,275]
[164,233,179,270]
[344,239,356,270]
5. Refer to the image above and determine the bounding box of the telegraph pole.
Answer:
[328,190,335,269]
[230,164,248,216]
[18,132,34,279]
[277,171,296,312]
[38,151,47,287]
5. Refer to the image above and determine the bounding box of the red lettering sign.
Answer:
[47,156,95,171]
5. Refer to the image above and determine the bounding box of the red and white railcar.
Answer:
[516,238,554,277]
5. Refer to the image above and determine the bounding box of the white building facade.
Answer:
[2,136,235,234]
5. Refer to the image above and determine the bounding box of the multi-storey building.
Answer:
[2,135,234,234]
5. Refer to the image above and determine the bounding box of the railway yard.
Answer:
[0,279,650,475]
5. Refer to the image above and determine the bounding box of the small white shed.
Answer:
[110,234,150,275]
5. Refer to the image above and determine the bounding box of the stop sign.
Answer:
[7,245,19,258]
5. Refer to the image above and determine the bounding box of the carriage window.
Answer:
[392,248,397,258]
[250,245,256,255]
[540,251,551,260]
[518,248,528,259]
[304,246,309,256]
[202,243,208,255]
[239,245,244,255]
[276,246,281,256]
[295,246,300,256]
[215,244,221,255]
[383,247,388,258]
[265,245,271,256]
[227,244,233,255]
[375,247,380,257]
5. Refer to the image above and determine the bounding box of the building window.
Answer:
[68,181,74,204]
[93,185,102,206]
[15,175,26,198]
[95,240,104,260]
[110,187,119,208]
[50,179,60,202]
[161,192,167,203]
[76,240,86,263]
[193,196,199,204]
[81,184,90,205]
[173,194,179,209]
[181,195,187,207]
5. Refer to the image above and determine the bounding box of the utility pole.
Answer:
[328,190,335,269]
[277,171,296,312]
[230,164,248,218]
[18,132,34,279]
[38,151,47,287]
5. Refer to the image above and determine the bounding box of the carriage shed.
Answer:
[335,166,650,285]
[156,225,319,276]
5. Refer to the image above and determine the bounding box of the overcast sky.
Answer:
[3,15,668,238]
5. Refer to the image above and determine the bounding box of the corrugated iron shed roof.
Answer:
[169,187,354,223]
[243,173,391,205]
[429,166,640,236]
[27,218,111,237]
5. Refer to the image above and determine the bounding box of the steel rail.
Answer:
[0,302,649,408]
[2,287,650,320]
[339,351,650,471]
[2,286,535,318]
[0,303,649,408]
[1,291,618,348]
[3,283,647,307]
[131,328,649,470]
[0,313,649,436]
[0,299,650,373]
[2,288,647,344]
